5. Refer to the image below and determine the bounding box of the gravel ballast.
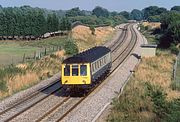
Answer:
[0,24,126,121]
[62,24,145,122]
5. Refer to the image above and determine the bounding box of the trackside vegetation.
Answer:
[108,50,180,122]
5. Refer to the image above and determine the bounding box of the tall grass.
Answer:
[108,50,180,122]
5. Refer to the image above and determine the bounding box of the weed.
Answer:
[0,80,8,92]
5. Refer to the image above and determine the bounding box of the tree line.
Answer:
[0,6,71,38]
[0,5,179,39]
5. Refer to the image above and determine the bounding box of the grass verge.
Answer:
[108,50,180,122]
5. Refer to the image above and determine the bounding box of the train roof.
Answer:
[63,46,111,64]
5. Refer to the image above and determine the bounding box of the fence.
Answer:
[172,52,180,90]
[0,46,62,68]
[22,46,62,63]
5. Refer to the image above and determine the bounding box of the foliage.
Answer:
[119,11,131,20]
[145,83,167,118]
[64,39,78,55]
[130,9,143,21]
[65,7,85,17]
[159,11,180,48]
[92,6,109,17]
[0,6,61,37]
[148,15,160,22]
[0,80,8,92]
[143,6,167,20]
[171,6,180,12]
[89,25,95,35]
[59,17,71,31]
[170,43,179,55]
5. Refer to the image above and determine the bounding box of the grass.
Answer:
[0,41,38,66]
[19,36,68,48]
[0,36,68,67]
[108,50,180,122]
[0,26,116,100]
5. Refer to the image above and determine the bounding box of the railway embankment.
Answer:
[107,23,180,122]
[0,25,117,100]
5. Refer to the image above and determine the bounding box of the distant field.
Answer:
[0,36,67,67]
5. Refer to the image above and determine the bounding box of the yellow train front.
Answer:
[61,46,111,89]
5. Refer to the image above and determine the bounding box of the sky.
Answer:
[0,0,180,12]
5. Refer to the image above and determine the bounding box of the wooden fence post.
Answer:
[22,53,25,63]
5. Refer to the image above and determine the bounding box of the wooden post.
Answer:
[44,48,47,55]
[34,51,36,60]
[23,53,25,63]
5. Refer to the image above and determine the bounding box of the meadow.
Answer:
[0,36,67,67]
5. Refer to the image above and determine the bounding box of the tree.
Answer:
[64,39,78,55]
[159,11,180,47]
[143,6,167,20]
[59,17,71,31]
[92,6,109,17]
[110,11,118,17]
[131,9,143,21]
[65,7,85,17]
[119,11,130,20]
[171,6,180,12]
[148,15,160,22]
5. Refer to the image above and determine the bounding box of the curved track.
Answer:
[0,23,138,122]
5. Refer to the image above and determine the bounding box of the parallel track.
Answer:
[0,23,135,122]
[38,24,138,122]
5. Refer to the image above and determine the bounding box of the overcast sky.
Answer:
[0,0,180,12]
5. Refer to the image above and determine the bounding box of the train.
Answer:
[61,46,112,89]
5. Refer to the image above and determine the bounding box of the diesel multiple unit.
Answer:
[61,46,112,87]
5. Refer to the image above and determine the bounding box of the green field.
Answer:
[0,36,67,67]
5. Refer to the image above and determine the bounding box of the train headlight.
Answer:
[64,80,68,84]
[82,80,86,84]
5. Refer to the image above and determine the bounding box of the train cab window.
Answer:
[80,65,87,76]
[72,65,79,76]
[64,65,70,76]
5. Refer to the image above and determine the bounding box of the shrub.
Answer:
[64,38,78,55]
[170,44,179,55]
[0,80,8,92]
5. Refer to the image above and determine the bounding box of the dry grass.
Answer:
[108,50,180,122]
[72,25,115,51]
[0,50,63,99]
[143,22,161,29]
[7,72,39,94]
[135,50,180,100]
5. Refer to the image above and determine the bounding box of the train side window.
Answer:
[92,63,94,72]
[95,62,97,69]
[98,60,101,67]
[104,56,106,64]
[97,61,99,69]
[64,65,70,76]
[80,65,87,76]
[72,65,79,76]
[100,59,102,66]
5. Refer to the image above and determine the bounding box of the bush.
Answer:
[64,39,78,55]
[170,44,179,55]
[89,25,95,35]
[0,80,8,92]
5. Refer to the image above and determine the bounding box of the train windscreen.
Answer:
[72,65,79,76]
[64,65,70,76]
[80,65,87,76]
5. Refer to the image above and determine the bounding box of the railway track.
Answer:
[0,23,136,122]
[35,24,138,122]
